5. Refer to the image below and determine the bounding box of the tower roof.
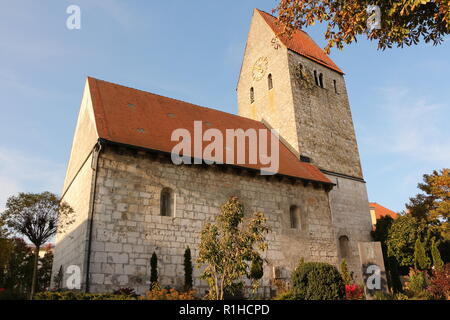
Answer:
[256,9,344,74]
[87,77,332,185]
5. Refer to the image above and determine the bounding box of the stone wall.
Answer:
[52,152,94,289]
[87,145,338,295]
[326,174,373,282]
[287,51,363,178]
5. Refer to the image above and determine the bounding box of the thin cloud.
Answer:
[365,86,450,164]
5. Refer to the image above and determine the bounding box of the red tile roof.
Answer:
[88,77,332,185]
[256,9,344,75]
[370,202,399,220]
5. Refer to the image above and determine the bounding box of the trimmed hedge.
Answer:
[291,262,345,300]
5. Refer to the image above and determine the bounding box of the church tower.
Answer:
[237,9,373,278]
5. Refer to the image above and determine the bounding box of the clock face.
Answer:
[252,57,268,81]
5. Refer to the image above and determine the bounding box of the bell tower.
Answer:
[237,9,373,280]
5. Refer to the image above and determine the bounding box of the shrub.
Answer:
[427,263,450,300]
[345,284,364,300]
[406,269,428,295]
[291,262,345,300]
[373,291,393,300]
[143,288,196,300]
[150,252,158,288]
[112,287,138,298]
[414,238,431,271]
[340,259,351,285]
[431,238,444,270]
[34,291,138,300]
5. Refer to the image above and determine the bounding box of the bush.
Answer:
[143,288,196,300]
[291,262,345,300]
[406,269,428,295]
[34,291,138,300]
[427,263,450,300]
[345,284,364,300]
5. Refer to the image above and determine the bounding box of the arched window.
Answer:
[268,74,273,90]
[333,80,337,93]
[250,87,255,104]
[319,73,324,88]
[314,70,319,86]
[160,188,173,217]
[290,205,299,229]
[339,235,350,258]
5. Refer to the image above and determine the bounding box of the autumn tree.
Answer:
[2,192,74,299]
[407,169,450,240]
[197,197,270,300]
[274,0,450,53]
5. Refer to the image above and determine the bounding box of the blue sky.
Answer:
[0,0,449,213]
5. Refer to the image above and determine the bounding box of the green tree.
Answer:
[407,169,450,240]
[387,215,425,269]
[197,197,270,300]
[274,1,450,53]
[2,192,74,299]
[431,238,444,270]
[340,259,351,285]
[184,247,193,291]
[414,238,431,271]
[150,252,158,288]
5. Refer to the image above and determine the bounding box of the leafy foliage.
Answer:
[184,247,193,291]
[34,291,138,300]
[143,288,196,300]
[197,197,270,300]
[431,238,444,270]
[274,0,450,53]
[291,261,345,300]
[345,284,365,300]
[407,169,450,240]
[2,192,74,299]
[414,238,431,271]
[340,259,351,285]
[427,263,450,299]
[387,215,426,269]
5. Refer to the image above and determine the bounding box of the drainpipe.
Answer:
[84,140,102,293]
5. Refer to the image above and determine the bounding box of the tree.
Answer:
[386,215,426,270]
[274,1,450,53]
[184,247,193,291]
[414,238,431,271]
[150,252,158,289]
[197,197,270,300]
[407,169,450,240]
[431,238,444,270]
[2,192,74,299]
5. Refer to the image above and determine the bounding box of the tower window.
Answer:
[160,188,173,217]
[290,205,299,229]
[339,235,350,258]
[268,74,273,90]
[319,73,324,88]
[250,87,255,104]
[333,80,338,93]
[314,70,319,86]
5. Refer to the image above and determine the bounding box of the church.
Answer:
[52,9,373,296]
